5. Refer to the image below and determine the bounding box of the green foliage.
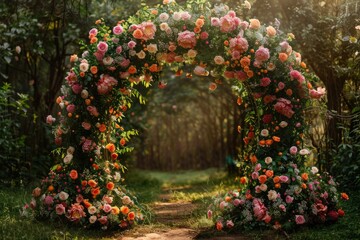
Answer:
[0,83,29,186]
[331,108,360,189]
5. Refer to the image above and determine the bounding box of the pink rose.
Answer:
[279,175,289,183]
[290,146,298,155]
[260,77,271,87]
[233,199,241,206]
[207,210,212,219]
[97,41,108,53]
[116,46,122,54]
[140,21,156,40]
[274,98,294,118]
[58,191,69,201]
[46,115,56,125]
[89,28,98,36]
[102,203,112,213]
[44,195,54,205]
[56,204,66,215]
[229,36,249,53]
[255,163,262,172]
[200,31,209,40]
[226,220,234,228]
[234,71,247,81]
[71,83,82,95]
[113,25,124,35]
[278,82,285,90]
[87,106,99,117]
[82,122,91,130]
[223,71,235,79]
[279,204,286,212]
[211,17,220,26]
[180,11,191,20]
[127,41,136,49]
[66,104,75,113]
[309,87,326,99]
[252,171,259,180]
[220,14,240,32]
[290,70,305,84]
[68,203,86,221]
[76,194,83,203]
[280,41,289,51]
[103,195,114,204]
[285,195,294,204]
[253,198,267,220]
[255,46,270,63]
[177,31,197,49]
[295,215,305,224]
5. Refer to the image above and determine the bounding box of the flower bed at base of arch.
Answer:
[23,0,348,231]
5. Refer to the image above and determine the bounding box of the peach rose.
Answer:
[266,26,276,37]
[249,19,260,29]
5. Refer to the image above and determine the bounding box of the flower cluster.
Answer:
[26,0,345,231]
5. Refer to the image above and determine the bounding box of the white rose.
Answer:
[63,154,73,164]
[214,56,225,65]
[259,184,268,192]
[136,50,146,59]
[299,149,310,155]
[172,12,181,21]
[159,13,169,22]
[265,157,272,164]
[147,44,158,54]
[88,206,97,214]
[267,190,278,201]
[160,22,169,31]
[67,146,75,155]
[311,166,319,174]
[58,191,69,201]
[279,121,288,128]
[81,89,89,99]
[89,215,97,224]
[79,62,89,72]
[260,129,269,137]
[103,56,114,65]
[122,196,131,205]
[187,49,197,58]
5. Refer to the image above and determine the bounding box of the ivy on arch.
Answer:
[25,0,347,231]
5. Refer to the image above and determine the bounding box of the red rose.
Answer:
[327,210,339,221]
[338,209,345,217]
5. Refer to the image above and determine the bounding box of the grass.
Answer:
[1,168,359,239]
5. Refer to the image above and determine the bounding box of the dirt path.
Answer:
[117,189,199,240]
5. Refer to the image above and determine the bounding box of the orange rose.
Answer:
[48,185,54,192]
[83,199,92,208]
[106,182,115,191]
[265,170,274,178]
[132,29,144,39]
[240,176,248,184]
[279,53,288,62]
[301,183,307,189]
[127,65,137,74]
[69,170,78,180]
[195,18,205,28]
[81,180,88,186]
[259,140,266,146]
[258,175,268,184]
[265,139,273,146]
[272,136,281,142]
[111,153,118,160]
[88,179,97,188]
[149,64,159,73]
[225,196,232,202]
[128,211,135,221]
[121,206,130,215]
[112,206,120,215]
[98,124,106,132]
[341,193,349,200]
[301,173,308,181]
[90,66,98,74]
[91,187,100,197]
[250,154,257,164]
[273,176,280,183]
[120,138,126,146]
[106,143,116,153]
[274,183,281,188]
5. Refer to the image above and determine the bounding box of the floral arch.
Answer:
[26,0,347,231]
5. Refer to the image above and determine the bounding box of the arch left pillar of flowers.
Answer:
[24,0,344,231]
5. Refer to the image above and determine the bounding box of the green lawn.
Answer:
[1,168,359,239]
